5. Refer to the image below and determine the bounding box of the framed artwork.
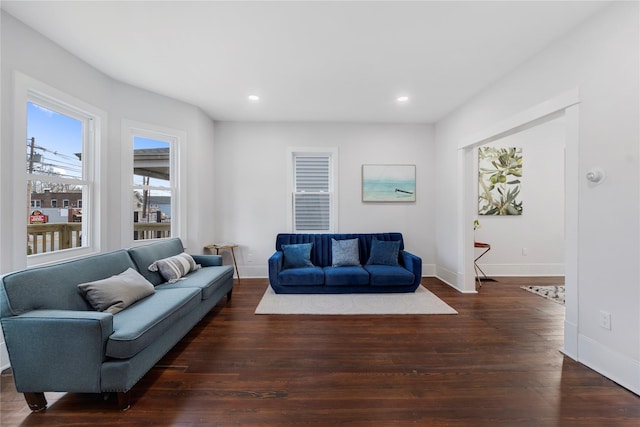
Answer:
[362,164,416,202]
[478,147,523,215]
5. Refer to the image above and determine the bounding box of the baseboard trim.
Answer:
[434,266,477,294]
[474,263,564,277]
[0,341,9,371]
[577,334,640,395]
[561,319,578,360]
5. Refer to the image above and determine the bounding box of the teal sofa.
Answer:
[0,238,234,411]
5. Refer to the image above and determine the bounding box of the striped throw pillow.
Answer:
[148,252,201,283]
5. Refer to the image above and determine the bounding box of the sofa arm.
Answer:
[268,251,284,286]
[401,251,423,286]
[192,254,223,267]
[1,310,113,393]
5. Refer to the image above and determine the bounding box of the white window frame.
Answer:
[122,120,187,246]
[286,147,338,233]
[12,72,105,269]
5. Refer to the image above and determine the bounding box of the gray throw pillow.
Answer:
[148,252,201,283]
[78,268,155,314]
[332,238,360,267]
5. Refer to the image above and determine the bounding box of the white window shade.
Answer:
[294,155,332,231]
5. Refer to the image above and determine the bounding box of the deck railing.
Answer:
[27,222,171,254]
[133,222,171,240]
[27,223,82,255]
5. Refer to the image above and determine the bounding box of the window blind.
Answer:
[294,155,331,231]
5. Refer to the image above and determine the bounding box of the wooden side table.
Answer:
[204,243,239,280]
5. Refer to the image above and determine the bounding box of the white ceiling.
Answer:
[2,1,610,123]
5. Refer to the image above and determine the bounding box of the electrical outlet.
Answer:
[522,247,528,256]
[247,253,253,263]
[599,310,611,330]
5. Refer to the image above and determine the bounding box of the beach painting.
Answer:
[362,164,416,202]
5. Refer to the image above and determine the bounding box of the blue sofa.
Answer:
[268,233,422,294]
[0,238,234,411]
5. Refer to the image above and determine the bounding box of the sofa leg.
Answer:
[227,289,233,301]
[116,391,131,411]
[24,392,47,412]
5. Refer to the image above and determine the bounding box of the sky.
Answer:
[27,101,82,179]
[27,101,169,185]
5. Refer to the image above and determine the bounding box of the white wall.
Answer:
[473,116,565,276]
[435,2,639,394]
[0,10,217,261]
[213,122,435,277]
[0,11,217,369]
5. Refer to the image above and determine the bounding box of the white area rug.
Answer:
[255,285,458,315]
[521,285,565,305]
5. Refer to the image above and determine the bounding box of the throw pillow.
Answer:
[366,238,401,266]
[331,238,360,267]
[148,252,201,283]
[78,268,155,314]
[282,243,314,269]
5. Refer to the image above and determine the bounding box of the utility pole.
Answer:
[28,137,36,174]
[27,137,35,254]
[27,137,36,217]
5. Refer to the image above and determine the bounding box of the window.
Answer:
[26,99,94,256]
[131,136,172,240]
[289,149,337,232]
[123,121,185,244]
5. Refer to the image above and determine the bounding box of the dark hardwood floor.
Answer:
[1,277,638,426]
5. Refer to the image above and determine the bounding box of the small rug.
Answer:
[521,285,565,305]
[255,285,458,315]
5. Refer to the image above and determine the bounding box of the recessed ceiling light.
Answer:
[248,95,260,102]
[396,96,410,103]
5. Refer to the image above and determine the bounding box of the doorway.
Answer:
[459,90,580,358]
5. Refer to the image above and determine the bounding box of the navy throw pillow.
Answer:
[366,238,400,266]
[282,243,314,269]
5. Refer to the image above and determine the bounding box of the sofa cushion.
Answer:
[278,266,324,286]
[106,287,201,359]
[364,265,415,286]
[366,238,401,266]
[331,238,360,267]
[148,252,200,283]
[324,266,369,286]
[155,265,234,300]
[282,243,314,269]
[78,268,155,314]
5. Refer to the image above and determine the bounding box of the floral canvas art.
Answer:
[478,147,523,215]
